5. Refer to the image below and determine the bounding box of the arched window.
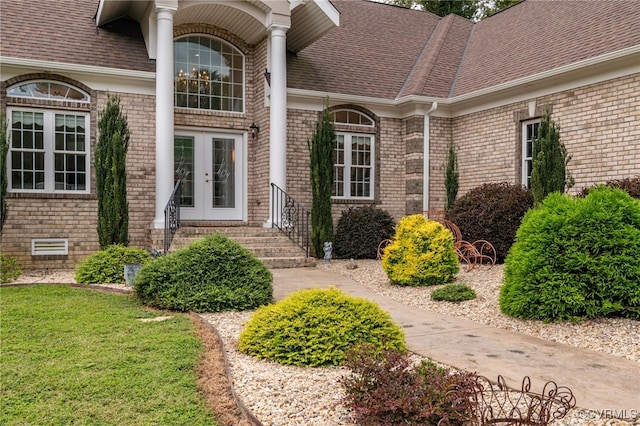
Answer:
[331,109,375,199]
[174,35,244,112]
[6,81,90,193]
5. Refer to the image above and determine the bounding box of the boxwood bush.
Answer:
[238,287,406,367]
[134,233,272,312]
[74,245,152,284]
[500,187,640,320]
[333,206,395,259]
[447,182,533,262]
[431,283,476,302]
[381,214,459,286]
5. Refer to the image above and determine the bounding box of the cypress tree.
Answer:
[444,141,459,211]
[309,100,335,258]
[0,115,8,231]
[530,112,573,205]
[96,96,130,248]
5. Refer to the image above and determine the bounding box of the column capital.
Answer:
[155,0,178,13]
[268,24,290,34]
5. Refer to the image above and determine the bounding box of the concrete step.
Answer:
[169,226,314,269]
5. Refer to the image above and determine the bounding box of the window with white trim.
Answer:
[331,110,375,200]
[522,119,540,188]
[7,108,90,193]
[174,35,244,112]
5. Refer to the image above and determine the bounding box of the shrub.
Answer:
[381,214,459,286]
[134,234,272,312]
[340,344,477,425]
[0,254,22,283]
[431,284,476,302]
[238,287,406,367]
[501,187,640,321]
[578,176,640,199]
[447,182,533,262]
[74,245,152,284]
[333,206,395,259]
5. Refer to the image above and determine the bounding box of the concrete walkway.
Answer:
[271,267,640,415]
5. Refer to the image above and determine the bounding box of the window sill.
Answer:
[332,198,376,205]
[7,192,96,200]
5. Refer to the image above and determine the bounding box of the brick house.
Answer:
[1,0,638,269]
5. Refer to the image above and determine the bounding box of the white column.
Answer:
[266,25,289,227]
[153,7,176,228]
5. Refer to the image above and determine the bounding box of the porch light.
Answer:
[250,123,260,139]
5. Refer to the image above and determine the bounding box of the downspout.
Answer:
[423,102,438,212]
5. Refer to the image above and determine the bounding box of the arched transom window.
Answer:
[331,109,375,199]
[174,35,244,112]
[7,81,89,102]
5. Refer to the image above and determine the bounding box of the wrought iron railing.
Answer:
[163,180,182,255]
[271,183,311,257]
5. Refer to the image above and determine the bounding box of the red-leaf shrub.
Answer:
[577,175,640,199]
[446,182,533,262]
[340,344,477,425]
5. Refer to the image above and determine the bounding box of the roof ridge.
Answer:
[397,14,464,99]
[448,21,475,98]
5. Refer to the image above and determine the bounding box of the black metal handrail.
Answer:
[270,183,311,257]
[163,180,182,255]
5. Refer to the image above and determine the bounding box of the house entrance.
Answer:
[174,131,244,221]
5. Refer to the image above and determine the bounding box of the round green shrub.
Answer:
[74,245,152,284]
[431,284,476,302]
[134,233,272,312]
[500,187,640,321]
[0,254,22,283]
[333,206,395,259]
[381,214,459,286]
[238,287,406,367]
[447,182,533,262]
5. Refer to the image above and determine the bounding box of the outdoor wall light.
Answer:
[250,123,260,139]
[264,68,271,86]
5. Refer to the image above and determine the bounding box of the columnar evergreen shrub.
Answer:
[381,214,459,286]
[340,344,477,425]
[501,187,640,320]
[74,245,152,284]
[333,206,395,259]
[96,96,130,248]
[444,141,459,211]
[309,100,335,258]
[134,234,272,312]
[530,112,573,205]
[238,287,406,367]
[447,182,533,262]
[0,115,8,231]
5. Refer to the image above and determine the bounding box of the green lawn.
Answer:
[0,285,219,425]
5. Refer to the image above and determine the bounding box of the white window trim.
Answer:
[173,34,246,114]
[521,118,540,189]
[7,80,90,103]
[333,132,375,201]
[6,107,91,194]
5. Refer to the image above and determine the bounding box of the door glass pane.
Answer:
[174,137,194,207]
[212,138,235,208]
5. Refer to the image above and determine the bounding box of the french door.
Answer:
[174,131,244,221]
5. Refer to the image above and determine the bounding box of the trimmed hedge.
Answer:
[0,254,22,283]
[134,234,272,312]
[500,187,640,320]
[238,287,406,367]
[75,245,152,284]
[381,214,459,286]
[333,206,395,259]
[447,182,533,262]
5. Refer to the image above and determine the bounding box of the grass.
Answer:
[0,285,219,425]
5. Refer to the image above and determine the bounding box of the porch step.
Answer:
[169,226,316,269]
